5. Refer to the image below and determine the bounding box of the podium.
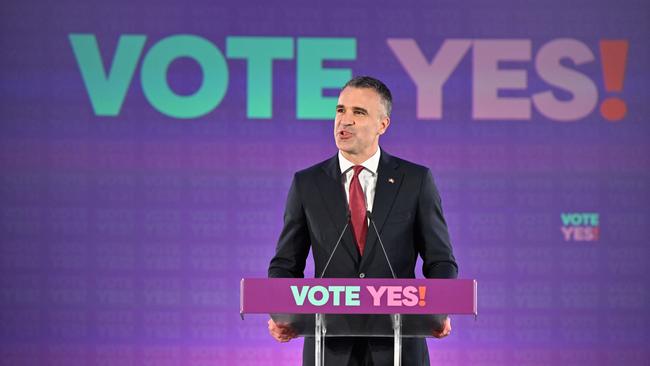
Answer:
[241,278,477,366]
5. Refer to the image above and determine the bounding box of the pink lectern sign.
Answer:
[240,278,477,315]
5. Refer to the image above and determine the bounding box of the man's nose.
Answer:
[340,111,355,125]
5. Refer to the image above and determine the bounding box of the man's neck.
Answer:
[340,147,379,165]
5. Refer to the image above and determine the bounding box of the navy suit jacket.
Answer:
[268,150,457,366]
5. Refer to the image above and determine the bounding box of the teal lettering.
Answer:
[141,34,228,119]
[561,213,574,226]
[307,285,329,306]
[226,37,294,119]
[69,34,146,116]
[296,38,356,119]
[328,286,345,306]
[561,212,599,226]
[71,34,359,120]
[345,286,360,306]
[290,285,309,306]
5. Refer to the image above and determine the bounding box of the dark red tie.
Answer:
[349,165,368,255]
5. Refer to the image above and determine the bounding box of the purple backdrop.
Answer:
[1,0,649,365]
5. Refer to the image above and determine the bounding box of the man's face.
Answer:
[334,87,390,159]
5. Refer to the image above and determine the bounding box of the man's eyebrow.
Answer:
[336,105,368,113]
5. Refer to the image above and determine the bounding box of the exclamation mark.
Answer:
[418,286,426,306]
[599,40,629,121]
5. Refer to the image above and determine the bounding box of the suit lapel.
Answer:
[360,150,403,273]
[317,155,360,264]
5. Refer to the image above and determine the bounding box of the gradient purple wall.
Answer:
[1,0,649,364]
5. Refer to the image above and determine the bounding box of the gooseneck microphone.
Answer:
[319,212,351,278]
[367,211,397,279]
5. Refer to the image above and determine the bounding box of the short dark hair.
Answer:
[342,76,392,117]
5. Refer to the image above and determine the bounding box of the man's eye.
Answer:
[354,111,365,115]
[336,108,344,113]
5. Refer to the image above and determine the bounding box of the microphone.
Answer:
[367,211,396,279]
[319,211,351,278]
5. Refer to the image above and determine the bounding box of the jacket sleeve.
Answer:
[268,174,311,278]
[414,169,458,279]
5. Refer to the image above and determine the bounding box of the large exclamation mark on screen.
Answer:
[418,286,426,307]
[599,40,629,121]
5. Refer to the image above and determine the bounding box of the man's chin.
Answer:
[335,141,348,151]
[335,143,354,154]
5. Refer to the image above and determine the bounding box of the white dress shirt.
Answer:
[338,147,381,214]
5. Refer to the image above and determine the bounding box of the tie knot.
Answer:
[352,165,364,177]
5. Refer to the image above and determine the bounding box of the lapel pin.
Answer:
[388,178,395,184]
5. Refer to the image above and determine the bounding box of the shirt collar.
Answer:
[338,147,381,176]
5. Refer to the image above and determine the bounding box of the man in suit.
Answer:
[268,76,457,365]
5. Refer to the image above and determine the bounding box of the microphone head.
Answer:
[366,210,373,220]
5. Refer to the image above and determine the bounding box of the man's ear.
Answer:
[379,116,390,135]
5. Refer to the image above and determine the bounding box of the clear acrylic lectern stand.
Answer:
[271,313,448,366]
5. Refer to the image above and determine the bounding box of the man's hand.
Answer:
[432,316,451,338]
[268,318,298,342]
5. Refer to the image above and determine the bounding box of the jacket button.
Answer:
[359,273,365,278]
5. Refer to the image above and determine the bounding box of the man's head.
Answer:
[334,76,392,164]
[342,76,393,117]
